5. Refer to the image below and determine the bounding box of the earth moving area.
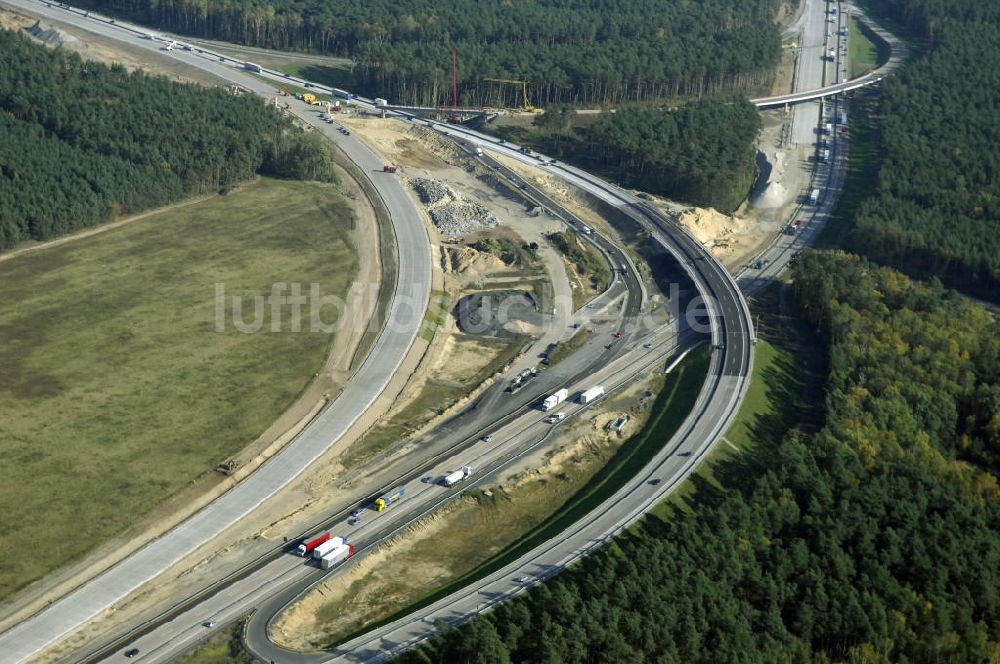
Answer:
[270,355,701,650]
[334,114,572,469]
[0,178,366,614]
[17,100,590,664]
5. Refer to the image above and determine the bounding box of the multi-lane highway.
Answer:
[280,120,753,662]
[0,2,433,662]
[0,0,902,660]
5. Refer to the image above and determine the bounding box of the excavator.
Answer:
[483,78,537,113]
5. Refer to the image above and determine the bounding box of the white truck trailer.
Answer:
[319,542,354,570]
[311,536,345,560]
[579,386,605,404]
[442,466,474,487]
[542,388,569,411]
[374,97,389,107]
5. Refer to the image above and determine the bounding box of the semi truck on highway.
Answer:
[442,466,474,487]
[311,536,346,559]
[375,98,388,107]
[295,532,331,556]
[375,486,405,511]
[542,388,569,411]
[319,542,354,570]
[244,62,263,73]
[579,386,605,404]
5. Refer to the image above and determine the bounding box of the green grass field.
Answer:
[177,619,257,664]
[848,17,883,79]
[0,178,357,600]
[653,340,802,515]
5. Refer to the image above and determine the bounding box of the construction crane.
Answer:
[483,78,536,112]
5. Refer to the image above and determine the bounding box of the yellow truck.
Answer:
[302,93,318,105]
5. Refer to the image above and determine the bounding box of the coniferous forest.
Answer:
[72,0,782,106]
[400,250,1000,664]
[496,101,761,212]
[394,0,1000,659]
[847,0,1000,297]
[0,28,337,250]
[585,102,760,212]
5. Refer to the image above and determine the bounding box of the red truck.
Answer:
[295,532,331,556]
[383,165,397,173]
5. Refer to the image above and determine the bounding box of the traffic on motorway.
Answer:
[0,0,896,660]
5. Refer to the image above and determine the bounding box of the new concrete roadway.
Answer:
[0,0,900,659]
[286,122,753,663]
[0,2,432,662]
[108,322,698,663]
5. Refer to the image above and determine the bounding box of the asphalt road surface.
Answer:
[236,116,753,663]
[0,0,902,659]
[107,322,694,663]
[0,2,433,662]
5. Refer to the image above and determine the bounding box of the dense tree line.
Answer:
[501,101,760,212]
[846,0,1000,297]
[398,251,1000,663]
[585,102,760,212]
[0,28,337,250]
[75,0,782,106]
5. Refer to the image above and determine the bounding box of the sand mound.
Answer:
[442,246,504,275]
[750,148,791,209]
[677,207,747,247]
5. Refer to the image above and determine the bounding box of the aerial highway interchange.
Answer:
[0,0,903,661]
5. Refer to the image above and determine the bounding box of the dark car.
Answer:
[350,508,364,518]
[648,479,661,486]
[124,648,139,658]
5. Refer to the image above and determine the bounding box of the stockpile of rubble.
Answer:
[411,178,449,205]
[410,177,500,236]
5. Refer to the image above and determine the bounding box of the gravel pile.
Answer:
[411,178,450,204]
[430,201,500,236]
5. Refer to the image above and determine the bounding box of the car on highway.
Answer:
[203,620,215,628]
[571,322,582,329]
[348,517,361,526]
[481,434,494,443]
[648,479,661,486]
[350,508,364,518]
[613,331,624,338]
[515,576,530,583]
[642,343,653,349]
[124,648,139,658]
